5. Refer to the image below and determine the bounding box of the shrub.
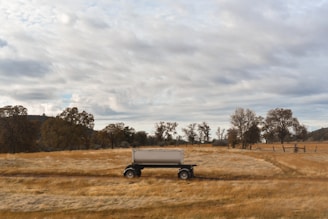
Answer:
[212,139,228,147]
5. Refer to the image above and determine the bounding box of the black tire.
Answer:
[124,168,136,178]
[178,169,190,180]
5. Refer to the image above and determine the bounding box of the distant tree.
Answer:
[227,128,239,148]
[182,123,198,145]
[40,117,81,151]
[265,108,300,144]
[262,122,276,143]
[57,107,94,129]
[293,123,308,142]
[40,107,94,150]
[213,127,228,146]
[164,122,178,143]
[0,105,38,153]
[244,123,261,149]
[102,123,126,149]
[230,108,261,149]
[57,107,94,149]
[198,122,211,143]
[122,126,135,146]
[216,127,226,140]
[154,122,178,145]
[134,131,148,146]
[146,135,157,146]
[154,121,166,143]
[91,130,110,149]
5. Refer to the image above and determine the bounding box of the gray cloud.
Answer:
[12,89,56,101]
[0,38,8,47]
[0,59,50,77]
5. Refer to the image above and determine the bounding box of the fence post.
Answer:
[282,145,285,152]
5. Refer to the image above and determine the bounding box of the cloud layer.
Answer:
[1,0,328,133]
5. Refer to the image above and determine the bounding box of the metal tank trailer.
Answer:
[123,149,196,180]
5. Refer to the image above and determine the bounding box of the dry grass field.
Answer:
[0,142,327,219]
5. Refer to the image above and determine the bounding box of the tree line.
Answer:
[228,107,307,149]
[0,105,309,153]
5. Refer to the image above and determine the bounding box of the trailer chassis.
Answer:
[123,163,197,180]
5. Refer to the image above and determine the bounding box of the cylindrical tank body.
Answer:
[132,149,184,164]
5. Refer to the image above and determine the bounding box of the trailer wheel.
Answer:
[178,169,190,180]
[124,168,136,178]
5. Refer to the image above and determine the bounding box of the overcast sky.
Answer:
[1,0,328,134]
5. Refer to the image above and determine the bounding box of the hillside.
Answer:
[307,128,328,141]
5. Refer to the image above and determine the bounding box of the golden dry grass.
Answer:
[0,143,327,219]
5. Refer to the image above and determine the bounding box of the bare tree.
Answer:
[230,108,261,149]
[182,123,198,145]
[154,122,178,145]
[216,127,226,140]
[198,122,211,143]
[155,121,166,143]
[164,122,178,142]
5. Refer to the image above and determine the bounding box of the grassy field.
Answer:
[0,143,327,219]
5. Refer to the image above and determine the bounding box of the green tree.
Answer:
[265,108,300,144]
[262,122,276,143]
[0,105,38,153]
[40,107,94,150]
[57,107,94,149]
[133,131,148,146]
[294,124,308,142]
[40,117,80,151]
[244,123,261,149]
[123,126,135,144]
[227,128,239,148]
[102,123,125,149]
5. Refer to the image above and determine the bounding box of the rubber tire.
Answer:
[178,169,190,180]
[124,169,136,178]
